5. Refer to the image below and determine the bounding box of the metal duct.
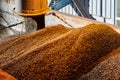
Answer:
[15,0,50,16]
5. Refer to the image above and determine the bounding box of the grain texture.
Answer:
[0,24,120,80]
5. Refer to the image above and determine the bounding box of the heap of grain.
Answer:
[0,24,120,80]
[79,47,120,80]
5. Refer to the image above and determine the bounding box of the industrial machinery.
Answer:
[49,0,94,19]
[15,0,50,30]
[0,0,120,80]
[0,0,50,40]
[15,0,50,16]
[0,0,120,40]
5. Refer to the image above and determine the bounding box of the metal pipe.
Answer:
[15,0,50,30]
[15,0,50,16]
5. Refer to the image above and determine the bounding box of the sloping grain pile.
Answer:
[79,47,120,80]
[0,24,120,80]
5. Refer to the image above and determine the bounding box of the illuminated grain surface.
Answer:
[0,24,120,80]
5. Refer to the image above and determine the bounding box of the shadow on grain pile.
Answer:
[79,47,120,80]
[0,24,120,80]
